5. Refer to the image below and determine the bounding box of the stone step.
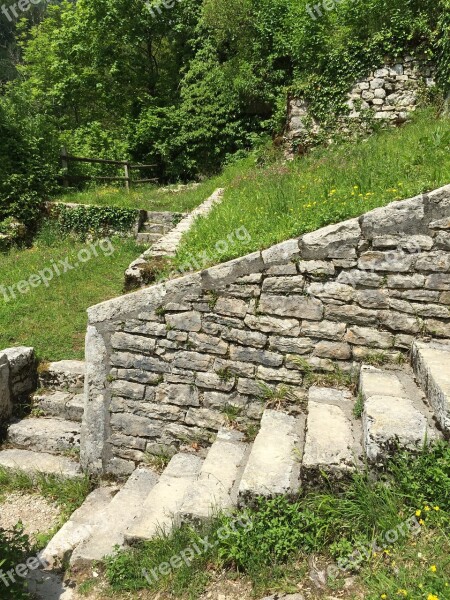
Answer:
[0,449,81,478]
[33,391,84,423]
[360,366,439,464]
[136,232,163,245]
[302,387,363,482]
[7,417,81,455]
[412,339,450,434]
[178,429,249,525]
[238,409,305,504]
[141,222,169,234]
[41,487,117,568]
[71,467,159,568]
[39,360,85,392]
[145,211,179,224]
[125,453,203,544]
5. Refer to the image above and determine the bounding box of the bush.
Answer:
[0,525,31,599]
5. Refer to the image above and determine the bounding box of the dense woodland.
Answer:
[0,0,449,229]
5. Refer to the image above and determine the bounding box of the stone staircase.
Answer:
[35,338,448,571]
[135,211,184,246]
[0,339,448,572]
[0,360,85,477]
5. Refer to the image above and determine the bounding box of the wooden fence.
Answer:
[61,147,157,191]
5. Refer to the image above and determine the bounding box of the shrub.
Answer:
[0,525,31,599]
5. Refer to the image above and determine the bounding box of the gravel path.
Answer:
[0,492,61,541]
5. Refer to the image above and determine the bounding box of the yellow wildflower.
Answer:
[381,595,387,599]
[434,506,440,511]
[425,505,431,511]
[416,510,422,517]
[427,595,439,600]
[397,589,408,597]
[430,565,437,573]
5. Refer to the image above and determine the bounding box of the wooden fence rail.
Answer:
[61,147,158,191]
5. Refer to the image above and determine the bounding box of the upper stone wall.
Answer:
[286,55,436,150]
[82,185,450,476]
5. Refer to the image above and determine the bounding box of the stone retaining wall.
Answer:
[286,56,436,149]
[0,347,37,423]
[82,185,450,476]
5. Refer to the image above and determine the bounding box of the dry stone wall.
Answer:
[286,56,436,148]
[0,347,36,424]
[82,185,450,476]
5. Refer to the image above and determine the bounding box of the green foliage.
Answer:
[219,496,324,566]
[0,228,142,359]
[0,467,92,522]
[52,204,138,238]
[3,0,447,185]
[175,110,450,268]
[103,444,450,598]
[0,525,31,599]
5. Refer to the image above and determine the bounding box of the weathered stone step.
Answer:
[238,409,305,504]
[39,360,85,392]
[125,453,203,543]
[0,449,81,478]
[360,366,439,463]
[41,487,117,568]
[71,467,159,568]
[33,391,84,423]
[412,339,450,434]
[302,387,363,482]
[178,429,249,524]
[7,417,81,455]
[141,222,169,234]
[145,211,180,224]
[136,232,163,245]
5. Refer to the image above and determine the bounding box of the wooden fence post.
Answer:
[124,162,130,192]
[61,146,69,188]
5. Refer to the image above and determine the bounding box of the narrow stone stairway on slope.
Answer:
[135,211,185,246]
[38,338,449,572]
[0,360,85,477]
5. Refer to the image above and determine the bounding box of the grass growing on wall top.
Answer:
[174,110,450,269]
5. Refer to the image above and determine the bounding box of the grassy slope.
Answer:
[0,227,141,360]
[174,110,450,269]
[55,176,226,213]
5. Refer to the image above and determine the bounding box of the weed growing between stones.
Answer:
[103,443,450,599]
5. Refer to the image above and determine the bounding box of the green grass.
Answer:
[102,443,450,600]
[55,176,225,213]
[0,468,92,521]
[0,224,142,360]
[174,109,450,270]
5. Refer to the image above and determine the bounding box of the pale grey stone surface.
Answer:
[178,429,249,523]
[0,353,11,421]
[39,360,84,391]
[238,410,304,502]
[0,449,81,478]
[80,326,109,474]
[42,487,117,568]
[8,417,81,454]
[412,339,450,433]
[126,453,204,542]
[71,468,159,567]
[303,393,361,478]
[360,366,438,462]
